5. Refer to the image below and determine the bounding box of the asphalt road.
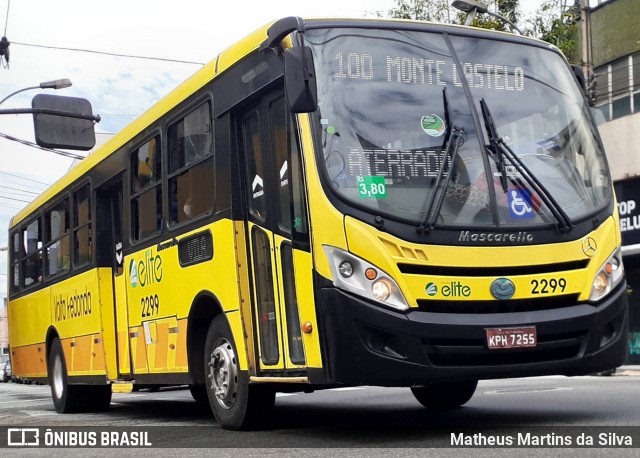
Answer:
[0,369,639,456]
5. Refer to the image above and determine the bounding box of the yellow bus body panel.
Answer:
[9,268,117,378]
[124,219,247,374]
[293,249,322,368]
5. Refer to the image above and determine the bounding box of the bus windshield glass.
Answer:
[306,27,611,228]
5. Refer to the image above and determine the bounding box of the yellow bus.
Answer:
[7,17,629,429]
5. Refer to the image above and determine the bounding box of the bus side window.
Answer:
[73,184,92,266]
[289,118,309,240]
[131,137,163,239]
[45,198,71,277]
[21,219,43,287]
[168,102,215,225]
[243,110,267,221]
[9,232,20,294]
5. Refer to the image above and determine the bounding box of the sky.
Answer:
[0,0,598,302]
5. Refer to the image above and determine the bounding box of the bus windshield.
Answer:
[306,27,611,228]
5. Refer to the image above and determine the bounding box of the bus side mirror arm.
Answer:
[260,17,318,113]
[259,16,305,52]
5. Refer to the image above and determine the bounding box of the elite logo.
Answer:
[425,281,471,297]
[129,249,163,288]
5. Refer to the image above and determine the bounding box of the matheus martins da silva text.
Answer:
[451,432,633,447]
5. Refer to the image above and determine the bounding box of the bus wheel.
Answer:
[410,380,478,409]
[49,337,82,413]
[49,337,112,413]
[204,316,275,429]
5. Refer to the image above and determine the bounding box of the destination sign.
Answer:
[335,51,525,92]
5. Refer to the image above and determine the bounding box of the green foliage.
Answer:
[524,0,579,61]
[384,0,453,22]
[469,0,521,32]
[382,0,520,28]
[379,0,578,60]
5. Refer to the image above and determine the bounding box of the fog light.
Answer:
[339,261,353,278]
[372,279,391,301]
[593,272,609,293]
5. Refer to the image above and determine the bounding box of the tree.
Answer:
[466,0,521,33]
[384,0,453,23]
[525,0,579,62]
[380,0,577,60]
[381,0,521,32]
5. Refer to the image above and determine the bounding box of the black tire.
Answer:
[204,315,275,430]
[49,337,112,413]
[411,380,478,410]
[189,384,208,403]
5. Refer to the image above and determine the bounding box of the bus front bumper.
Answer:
[313,283,629,386]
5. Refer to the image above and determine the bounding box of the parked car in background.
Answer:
[0,360,11,382]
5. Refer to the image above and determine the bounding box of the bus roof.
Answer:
[9,17,552,228]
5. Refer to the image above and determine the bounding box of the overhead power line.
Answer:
[0,170,50,187]
[13,41,206,66]
[0,184,39,195]
[0,194,30,203]
[0,132,85,160]
[3,0,9,36]
[0,202,21,210]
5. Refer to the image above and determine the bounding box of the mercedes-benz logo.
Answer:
[490,278,515,300]
[582,237,598,257]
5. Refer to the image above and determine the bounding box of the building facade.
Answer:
[583,0,640,363]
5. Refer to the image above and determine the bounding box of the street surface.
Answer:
[0,368,639,456]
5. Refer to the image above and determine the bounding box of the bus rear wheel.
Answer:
[49,337,112,413]
[411,380,478,410]
[204,316,275,430]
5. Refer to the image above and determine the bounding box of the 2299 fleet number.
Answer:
[530,278,567,295]
[141,294,160,317]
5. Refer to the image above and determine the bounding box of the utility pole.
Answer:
[579,0,593,89]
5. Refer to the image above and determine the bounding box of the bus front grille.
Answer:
[422,331,585,367]
[416,294,581,314]
[398,260,589,276]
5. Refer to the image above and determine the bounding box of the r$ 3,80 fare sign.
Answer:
[357,175,387,199]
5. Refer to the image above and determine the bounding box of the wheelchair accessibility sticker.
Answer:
[508,189,535,219]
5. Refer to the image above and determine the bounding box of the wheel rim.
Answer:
[207,338,238,410]
[52,353,64,400]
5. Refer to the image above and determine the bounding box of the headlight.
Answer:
[589,248,624,302]
[323,246,409,311]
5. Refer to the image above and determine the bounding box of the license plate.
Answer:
[486,326,537,350]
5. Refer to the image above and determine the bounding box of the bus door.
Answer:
[96,178,131,379]
[238,89,307,373]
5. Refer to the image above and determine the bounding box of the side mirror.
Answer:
[32,94,97,150]
[284,46,318,113]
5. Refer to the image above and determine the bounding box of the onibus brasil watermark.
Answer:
[6,427,152,448]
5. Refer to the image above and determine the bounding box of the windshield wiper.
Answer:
[479,98,573,234]
[417,88,465,234]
